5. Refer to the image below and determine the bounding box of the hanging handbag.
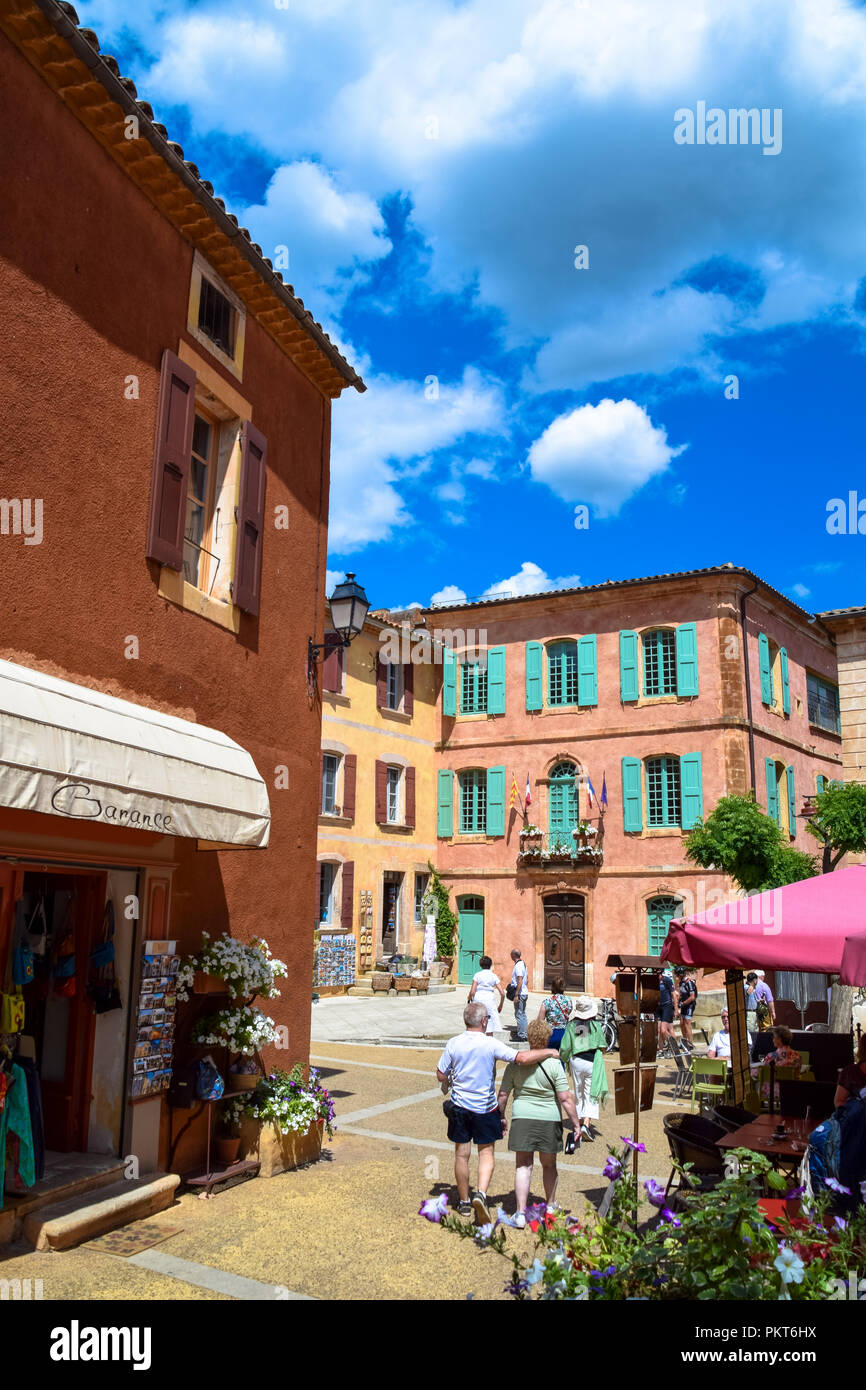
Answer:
[23,898,48,957]
[0,989,26,1034]
[12,947,34,985]
[88,899,122,1014]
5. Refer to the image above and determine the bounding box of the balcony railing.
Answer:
[516,825,604,869]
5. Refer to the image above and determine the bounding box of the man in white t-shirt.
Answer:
[707,1008,732,1061]
[509,948,529,1042]
[436,1001,558,1223]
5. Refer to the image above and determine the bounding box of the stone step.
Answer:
[0,1155,127,1246]
[23,1172,180,1252]
[347,986,373,997]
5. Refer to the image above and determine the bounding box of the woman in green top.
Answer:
[498,1018,580,1226]
[559,995,609,1142]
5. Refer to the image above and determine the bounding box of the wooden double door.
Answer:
[543,893,585,991]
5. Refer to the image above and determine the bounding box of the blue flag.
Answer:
[601,773,608,808]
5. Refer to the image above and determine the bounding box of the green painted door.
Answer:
[647,896,682,956]
[548,761,578,847]
[457,896,485,983]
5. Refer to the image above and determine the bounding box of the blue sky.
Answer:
[77,0,866,613]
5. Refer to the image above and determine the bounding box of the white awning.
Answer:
[0,658,270,848]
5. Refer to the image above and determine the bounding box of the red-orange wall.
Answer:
[0,36,330,1099]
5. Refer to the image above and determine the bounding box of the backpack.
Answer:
[808,1114,842,1191]
[837,1097,866,1203]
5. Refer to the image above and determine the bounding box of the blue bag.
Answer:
[13,946,34,985]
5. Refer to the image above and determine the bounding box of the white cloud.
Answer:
[528,398,686,516]
[430,583,469,606]
[790,582,811,599]
[238,161,390,314]
[325,569,345,593]
[328,364,507,551]
[483,561,581,599]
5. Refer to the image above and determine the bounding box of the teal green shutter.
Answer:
[676,622,699,697]
[437,770,453,837]
[486,766,506,836]
[525,641,543,711]
[577,635,597,706]
[765,758,780,825]
[487,646,506,715]
[786,765,796,838]
[619,630,639,702]
[758,633,772,705]
[779,646,790,715]
[816,774,826,795]
[622,757,643,832]
[680,752,703,829]
[443,649,457,717]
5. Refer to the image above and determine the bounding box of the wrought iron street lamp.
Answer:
[308,572,370,683]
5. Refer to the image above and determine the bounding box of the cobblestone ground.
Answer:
[0,1041,689,1301]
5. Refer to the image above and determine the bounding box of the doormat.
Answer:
[86,1220,184,1257]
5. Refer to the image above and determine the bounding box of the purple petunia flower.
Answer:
[825,1177,851,1196]
[785,1186,806,1200]
[418,1194,450,1223]
[659,1207,682,1227]
[504,1277,529,1296]
[524,1202,548,1222]
[620,1136,647,1153]
[833,1215,849,1231]
[644,1178,666,1209]
[603,1156,623,1181]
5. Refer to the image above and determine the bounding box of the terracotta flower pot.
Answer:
[192,971,227,994]
[214,1136,241,1166]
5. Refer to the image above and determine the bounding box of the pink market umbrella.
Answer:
[662,862,866,984]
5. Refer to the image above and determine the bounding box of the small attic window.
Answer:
[198,277,235,356]
[187,252,246,379]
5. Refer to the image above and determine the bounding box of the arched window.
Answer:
[647,895,683,956]
[548,760,578,842]
[642,629,676,697]
[459,770,487,833]
[645,756,681,827]
[547,641,578,706]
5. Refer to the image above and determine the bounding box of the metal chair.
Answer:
[709,1102,754,1133]
[691,1057,728,1113]
[666,1035,693,1101]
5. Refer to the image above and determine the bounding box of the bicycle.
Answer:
[599,997,619,1053]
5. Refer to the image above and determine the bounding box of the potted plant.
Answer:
[226,1055,261,1092]
[177,932,287,1003]
[520,823,543,849]
[424,864,458,970]
[191,1004,277,1058]
[238,1065,336,1177]
[215,1097,245,1165]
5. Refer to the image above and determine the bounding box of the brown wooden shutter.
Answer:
[233,420,268,615]
[322,633,343,693]
[376,658,387,709]
[342,754,357,821]
[405,766,416,828]
[341,861,354,931]
[375,760,387,823]
[146,349,196,568]
[403,662,414,716]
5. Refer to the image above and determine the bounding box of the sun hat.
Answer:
[572,995,598,1020]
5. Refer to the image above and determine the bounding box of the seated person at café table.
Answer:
[707,1009,731,1061]
[834,1035,866,1110]
[751,1025,802,1102]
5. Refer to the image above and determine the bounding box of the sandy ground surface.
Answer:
[0,1040,687,1302]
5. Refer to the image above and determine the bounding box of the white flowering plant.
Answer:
[233,1065,336,1141]
[176,932,287,1003]
[191,1005,277,1055]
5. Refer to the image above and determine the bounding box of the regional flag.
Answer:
[509,773,519,808]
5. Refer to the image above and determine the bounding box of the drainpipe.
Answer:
[739,577,759,793]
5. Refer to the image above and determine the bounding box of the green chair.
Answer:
[691,1057,728,1113]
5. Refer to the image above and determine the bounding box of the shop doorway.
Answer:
[2,867,106,1152]
[457,896,484,983]
[543,893,585,990]
[381,871,403,956]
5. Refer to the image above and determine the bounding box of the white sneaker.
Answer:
[513,1212,526,1229]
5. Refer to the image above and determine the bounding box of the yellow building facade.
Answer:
[316,608,439,983]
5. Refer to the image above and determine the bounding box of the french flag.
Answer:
[525,774,532,808]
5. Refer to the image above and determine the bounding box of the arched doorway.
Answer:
[543,892,585,990]
[457,895,485,984]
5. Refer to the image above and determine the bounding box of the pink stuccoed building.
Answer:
[424,564,843,997]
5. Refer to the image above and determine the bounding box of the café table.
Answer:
[716,1113,809,1183]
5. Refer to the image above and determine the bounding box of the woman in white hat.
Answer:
[559,995,609,1142]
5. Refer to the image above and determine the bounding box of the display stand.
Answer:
[183,1098,260,1199]
[606,952,663,1225]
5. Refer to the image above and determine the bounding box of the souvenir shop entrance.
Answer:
[0,861,129,1160]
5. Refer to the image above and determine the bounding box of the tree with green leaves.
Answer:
[683,793,817,891]
[805,781,866,873]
